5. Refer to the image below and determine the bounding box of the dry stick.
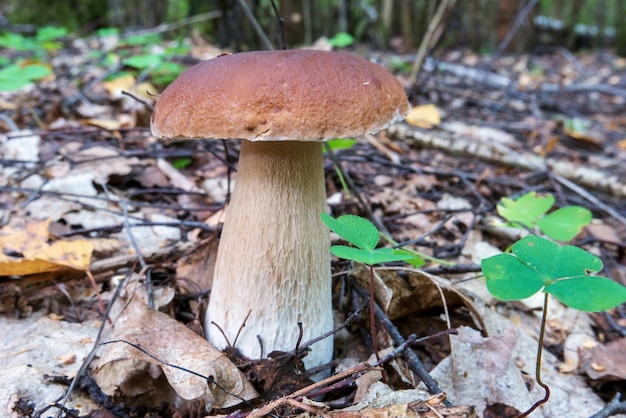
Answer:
[352,285,452,407]
[236,0,274,50]
[550,172,626,227]
[590,393,626,418]
[247,335,421,418]
[515,292,551,418]
[409,0,457,84]
[388,123,626,200]
[269,0,286,49]
[121,199,154,309]
[492,0,540,59]
[54,269,134,418]
[113,10,222,39]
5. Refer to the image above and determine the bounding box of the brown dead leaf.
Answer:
[332,385,475,418]
[94,287,257,410]
[0,219,93,275]
[352,265,481,327]
[176,236,218,294]
[581,337,626,381]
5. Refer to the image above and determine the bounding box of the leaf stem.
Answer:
[368,264,387,383]
[517,292,551,417]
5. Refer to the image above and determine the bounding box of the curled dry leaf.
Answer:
[94,290,258,410]
[352,264,483,327]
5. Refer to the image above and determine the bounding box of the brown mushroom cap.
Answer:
[150,49,409,141]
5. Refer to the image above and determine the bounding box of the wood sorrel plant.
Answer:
[495,191,591,241]
[322,200,626,417]
[482,236,626,416]
[483,191,626,416]
[320,213,423,369]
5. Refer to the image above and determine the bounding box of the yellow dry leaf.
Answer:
[103,74,136,96]
[133,82,157,101]
[0,219,93,276]
[405,104,441,128]
[85,118,124,130]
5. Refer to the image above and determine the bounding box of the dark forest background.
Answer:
[2,0,626,55]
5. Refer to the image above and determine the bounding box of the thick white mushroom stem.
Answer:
[206,140,333,371]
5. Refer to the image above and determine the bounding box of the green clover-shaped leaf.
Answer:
[321,213,380,251]
[537,206,592,241]
[482,236,625,312]
[321,213,424,266]
[546,276,626,312]
[497,192,555,229]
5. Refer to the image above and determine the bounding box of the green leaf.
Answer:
[330,246,414,265]
[0,32,37,51]
[0,77,30,91]
[546,276,626,312]
[171,157,192,170]
[36,26,68,42]
[320,213,380,251]
[537,206,592,241]
[124,33,162,46]
[152,61,186,85]
[482,253,546,300]
[123,54,162,70]
[497,192,555,229]
[512,236,602,280]
[97,27,120,38]
[390,248,426,267]
[19,64,52,81]
[0,63,52,91]
[328,32,355,48]
[326,138,357,151]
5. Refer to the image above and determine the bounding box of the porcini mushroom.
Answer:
[150,50,409,372]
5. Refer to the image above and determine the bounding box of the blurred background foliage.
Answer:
[1,0,625,55]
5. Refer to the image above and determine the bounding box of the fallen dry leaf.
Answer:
[427,309,608,417]
[0,219,93,275]
[406,104,441,128]
[581,337,626,381]
[352,265,480,324]
[94,286,258,410]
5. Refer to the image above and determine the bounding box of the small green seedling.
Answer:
[0,63,52,92]
[496,191,592,241]
[320,213,423,267]
[321,213,424,370]
[482,235,626,416]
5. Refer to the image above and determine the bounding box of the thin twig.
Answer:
[493,0,540,58]
[589,393,626,418]
[236,0,274,50]
[121,200,153,309]
[269,0,286,49]
[409,0,457,84]
[352,285,452,405]
[54,269,133,418]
